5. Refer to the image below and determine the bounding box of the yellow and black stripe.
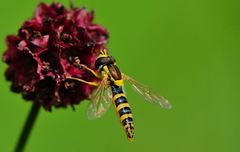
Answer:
[111,84,134,141]
[95,50,134,141]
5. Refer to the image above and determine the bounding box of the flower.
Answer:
[3,2,109,111]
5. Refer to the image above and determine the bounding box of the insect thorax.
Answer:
[95,54,122,81]
[108,64,122,80]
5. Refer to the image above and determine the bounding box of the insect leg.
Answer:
[66,76,99,87]
[68,56,101,78]
[80,64,101,78]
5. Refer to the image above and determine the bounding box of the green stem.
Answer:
[14,102,40,152]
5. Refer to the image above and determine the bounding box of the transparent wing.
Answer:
[122,74,172,109]
[87,77,112,119]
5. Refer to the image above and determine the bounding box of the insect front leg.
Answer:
[68,56,101,79]
[65,76,99,87]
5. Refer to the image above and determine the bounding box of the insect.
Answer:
[67,49,171,141]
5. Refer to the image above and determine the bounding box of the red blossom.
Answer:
[3,2,109,111]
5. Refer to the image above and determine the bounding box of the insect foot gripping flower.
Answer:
[3,2,109,111]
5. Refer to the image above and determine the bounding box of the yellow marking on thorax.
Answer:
[116,103,130,111]
[120,114,133,122]
[112,93,125,102]
[114,79,123,86]
[103,66,110,74]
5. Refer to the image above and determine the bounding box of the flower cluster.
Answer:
[3,2,109,111]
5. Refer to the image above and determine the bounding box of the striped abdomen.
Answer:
[111,84,134,141]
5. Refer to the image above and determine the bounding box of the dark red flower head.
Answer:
[3,2,109,111]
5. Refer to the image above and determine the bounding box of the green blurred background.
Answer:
[0,0,239,152]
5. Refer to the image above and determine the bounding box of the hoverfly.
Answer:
[67,49,171,141]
